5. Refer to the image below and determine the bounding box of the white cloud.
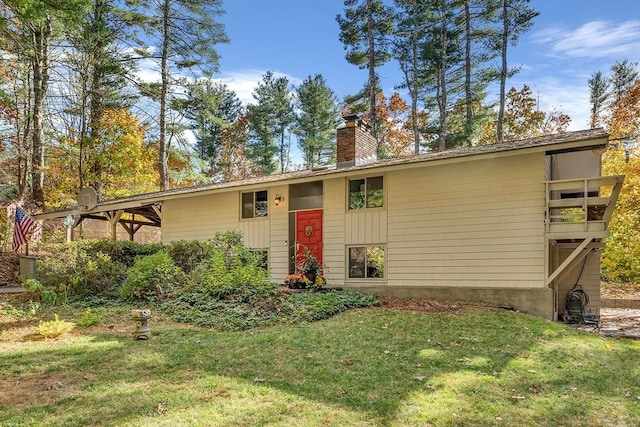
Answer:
[533,20,640,59]
[217,69,302,105]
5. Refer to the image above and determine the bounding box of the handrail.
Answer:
[545,175,624,231]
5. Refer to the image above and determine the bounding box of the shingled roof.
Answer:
[36,128,609,220]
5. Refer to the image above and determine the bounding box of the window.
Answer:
[348,246,385,279]
[242,190,268,219]
[349,176,383,209]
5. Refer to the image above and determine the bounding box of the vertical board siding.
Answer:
[386,153,547,289]
[556,247,601,316]
[323,178,346,285]
[269,185,289,282]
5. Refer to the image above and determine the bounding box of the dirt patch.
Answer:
[601,281,640,300]
[378,296,463,313]
[0,252,20,286]
[0,371,89,410]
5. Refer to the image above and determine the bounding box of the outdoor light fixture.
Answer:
[274,194,284,206]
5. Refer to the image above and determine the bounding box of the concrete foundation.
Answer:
[340,285,555,320]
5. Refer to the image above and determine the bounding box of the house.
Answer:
[36,116,624,321]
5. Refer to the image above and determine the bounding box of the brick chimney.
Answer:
[336,114,377,168]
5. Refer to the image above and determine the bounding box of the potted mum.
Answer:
[284,247,326,289]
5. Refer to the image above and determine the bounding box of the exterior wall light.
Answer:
[274,194,284,206]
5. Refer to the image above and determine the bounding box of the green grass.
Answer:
[1,305,639,426]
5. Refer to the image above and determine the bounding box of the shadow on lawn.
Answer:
[1,308,639,426]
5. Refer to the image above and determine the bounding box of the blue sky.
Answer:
[213,0,640,132]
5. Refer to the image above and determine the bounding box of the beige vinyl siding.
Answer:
[162,186,290,283]
[161,192,239,242]
[323,178,347,285]
[386,153,547,289]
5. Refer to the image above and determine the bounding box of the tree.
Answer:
[588,71,610,129]
[62,0,139,197]
[181,80,242,179]
[246,71,295,174]
[295,74,341,168]
[337,0,394,146]
[602,80,640,281]
[45,108,156,208]
[128,0,228,190]
[392,0,430,154]
[479,85,570,143]
[610,59,639,104]
[495,0,538,143]
[375,92,413,157]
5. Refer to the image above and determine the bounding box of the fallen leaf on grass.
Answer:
[510,395,525,402]
[253,377,266,383]
[343,359,353,366]
[156,402,168,415]
[413,376,426,381]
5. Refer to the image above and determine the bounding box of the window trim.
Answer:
[347,175,385,211]
[241,190,269,220]
[346,244,386,281]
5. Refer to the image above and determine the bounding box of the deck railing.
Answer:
[545,175,624,237]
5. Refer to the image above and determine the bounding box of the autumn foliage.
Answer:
[601,81,640,282]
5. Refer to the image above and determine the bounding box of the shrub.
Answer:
[120,251,185,301]
[35,314,75,338]
[75,309,102,327]
[87,240,163,268]
[166,240,212,274]
[22,278,57,303]
[34,242,127,302]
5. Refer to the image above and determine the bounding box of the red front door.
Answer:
[295,209,323,269]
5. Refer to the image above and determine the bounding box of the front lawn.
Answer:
[1,303,638,426]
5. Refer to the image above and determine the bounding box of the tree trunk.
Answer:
[497,0,508,143]
[438,0,448,151]
[30,18,52,208]
[464,0,473,137]
[366,0,378,144]
[159,0,171,190]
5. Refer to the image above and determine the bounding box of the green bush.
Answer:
[120,251,185,301]
[33,241,127,303]
[166,240,212,274]
[75,308,102,327]
[87,240,163,268]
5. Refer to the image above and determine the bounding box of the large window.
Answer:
[349,176,383,209]
[348,246,385,279]
[242,190,268,219]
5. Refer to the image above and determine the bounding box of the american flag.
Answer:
[12,207,37,252]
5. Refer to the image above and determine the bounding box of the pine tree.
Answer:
[588,71,610,129]
[337,0,394,147]
[495,0,538,143]
[127,0,228,190]
[246,71,295,174]
[295,74,341,168]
